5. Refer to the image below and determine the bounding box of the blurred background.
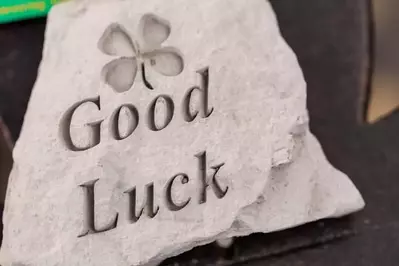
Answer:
[368,0,399,122]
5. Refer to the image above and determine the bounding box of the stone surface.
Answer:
[0,0,365,265]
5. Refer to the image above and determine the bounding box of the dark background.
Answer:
[1,0,399,265]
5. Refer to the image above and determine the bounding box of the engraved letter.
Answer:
[182,67,214,122]
[147,95,174,131]
[78,179,118,237]
[195,151,228,204]
[60,96,103,152]
[124,183,159,223]
[165,173,191,211]
[110,104,139,140]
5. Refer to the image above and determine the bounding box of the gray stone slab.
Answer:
[0,1,364,265]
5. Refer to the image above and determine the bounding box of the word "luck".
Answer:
[78,151,228,237]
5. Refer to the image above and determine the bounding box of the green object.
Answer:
[0,0,65,24]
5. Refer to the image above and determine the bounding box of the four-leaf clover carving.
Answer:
[98,13,184,93]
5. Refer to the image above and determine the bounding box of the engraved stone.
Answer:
[0,0,365,265]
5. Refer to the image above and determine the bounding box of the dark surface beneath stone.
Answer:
[1,0,399,265]
[0,18,45,139]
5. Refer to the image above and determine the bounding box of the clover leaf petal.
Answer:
[140,14,171,48]
[145,48,184,76]
[98,23,136,56]
[102,57,138,93]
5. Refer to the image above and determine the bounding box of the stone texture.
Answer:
[0,0,364,265]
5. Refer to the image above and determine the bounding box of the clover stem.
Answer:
[141,63,154,90]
